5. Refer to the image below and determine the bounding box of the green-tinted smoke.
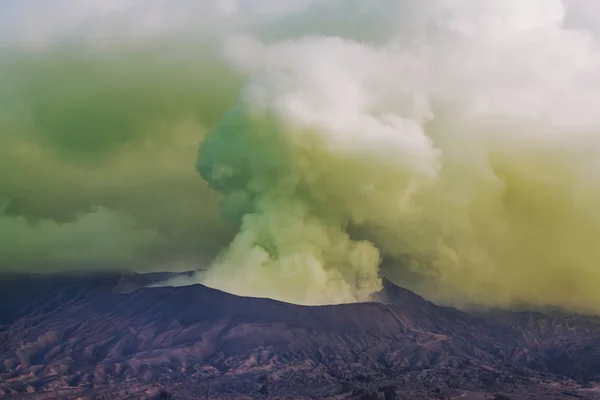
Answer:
[0,41,241,270]
[6,0,600,315]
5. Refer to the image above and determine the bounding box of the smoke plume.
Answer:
[4,0,600,312]
[194,0,600,310]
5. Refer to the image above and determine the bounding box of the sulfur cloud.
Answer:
[4,0,600,313]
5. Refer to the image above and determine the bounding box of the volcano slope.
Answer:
[1,273,600,399]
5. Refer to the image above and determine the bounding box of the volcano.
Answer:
[1,272,600,399]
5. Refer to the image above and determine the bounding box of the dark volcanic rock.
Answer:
[0,273,599,399]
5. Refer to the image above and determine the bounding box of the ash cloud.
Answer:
[4,0,600,312]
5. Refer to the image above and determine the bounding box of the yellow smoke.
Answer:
[4,0,600,312]
[193,1,600,312]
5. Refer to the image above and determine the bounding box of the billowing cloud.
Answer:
[4,0,600,313]
[192,0,600,311]
[0,1,244,271]
[0,203,158,271]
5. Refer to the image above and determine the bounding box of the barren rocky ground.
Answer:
[1,272,600,399]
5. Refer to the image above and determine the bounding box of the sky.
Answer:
[4,1,600,312]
